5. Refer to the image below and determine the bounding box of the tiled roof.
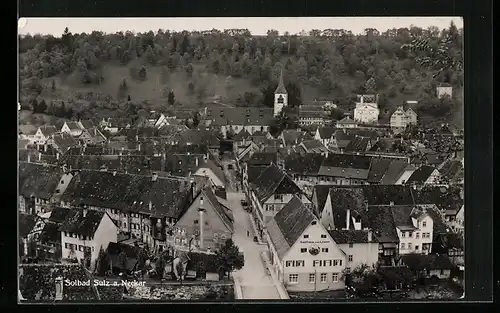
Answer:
[61,171,193,218]
[344,136,370,152]
[166,154,205,177]
[407,165,437,184]
[423,204,451,234]
[337,117,356,124]
[59,209,107,237]
[317,127,336,139]
[18,162,63,199]
[40,223,61,244]
[251,163,301,202]
[365,205,399,243]
[107,118,131,128]
[79,120,95,130]
[368,158,393,183]
[329,187,367,229]
[401,254,453,270]
[360,185,415,206]
[312,184,336,215]
[267,196,314,259]
[284,153,324,175]
[246,165,267,184]
[318,153,372,179]
[369,138,396,153]
[48,207,71,223]
[19,213,38,238]
[158,124,189,138]
[301,140,328,152]
[413,185,463,211]
[389,205,417,229]
[19,264,99,301]
[52,132,78,152]
[247,152,277,166]
[206,107,274,126]
[197,158,226,185]
[38,125,58,137]
[281,130,312,146]
[379,160,409,184]
[439,160,463,183]
[170,129,220,147]
[65,121,80,130]
[232,129,251,141]
[328,229,378,244]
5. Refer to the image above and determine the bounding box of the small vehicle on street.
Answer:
[253,236,258,242]
[240,199,248,206]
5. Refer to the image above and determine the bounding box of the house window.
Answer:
[415,245,419,250]
[401,243,406,250]
[409,232,413,238]
[440,269,444,275]
[65,243,69,249]
[303,234,309,239]
[194,220,199,224]
[294,260,305,267]
[422,221,427,227]
[320,273,327,283]
[289,274,298,283]
[348,255,353,262]
[401,232,406,238]
[321,248,329,253]
[274,194,283,201]
[309,273,315,283]
[300,248,307,253]
[123,223,127,228]
[416,233,420,239]
[79,245,83,252]
[320,234,327,238]
[408,243,412,250]
[333,260,339,266]
[345,267,351,274]
[332,273,339,282]
[285,261,292,267]
[313,260,320,267]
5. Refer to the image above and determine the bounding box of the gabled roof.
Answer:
[232,129,251,141]
[285,153,324,176]
[196,158,226,185]
[38,125,58,137]
[19,124,38,135]
[407,165,437,184]
[438,160,464,183]
[207,107,274,127]
[266,196,314,259]
[106,242,139,271]
[313,184,336,215]
[337,117,356,124]
[246,165,267,184]
[390,205,418,230]
[65,121,81,131]
[171,129,220,147]
[19,213,38,237]
[48,206,71,223]
[52,132,78,152]
[367,158,393,183]
[329,187,367,229]
[79,119,95,130]
[281,130,311,146]
[379,159,410,184]
[365,205,399,243]
[318,153,372,179]
[301,139,328,152]
[18,162,63,199]
[328,229,378,244]
[251,163,301,202]
[317,127,336,139]
[59,209,108,237]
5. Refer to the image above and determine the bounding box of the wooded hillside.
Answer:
[19,24,463,127]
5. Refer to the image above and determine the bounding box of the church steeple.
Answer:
[275,68,287,94]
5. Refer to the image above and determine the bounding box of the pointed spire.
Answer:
[275,67,287,94]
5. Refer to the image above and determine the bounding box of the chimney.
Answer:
[27,154,31,163]
[149,200,152,212]
[152,172,158,181]
[390,201,394,206]
[44,144,47,152]
[56,153,60,160]
[205,153,208,161]
[345,209,351,230]
[113,171,117,176]
[82,209,87,218]
[55,277,63,301]
[38,152,42,161]
[198,208,205,249]
[138,143,141,151]
[367,230,373,242]
[459,188,464,200]
[408,157,411,164]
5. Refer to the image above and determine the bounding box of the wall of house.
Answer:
[390,111,406,128]
[274,93,288,116]
[397,215,433,255]
[261,193,294,224]
[337,242,379,270]
[319,193,335,230]
[53,173,74,201]
[282,222,347,292]
[437,87,453,99]
[92,213,118,268]
[173,193,232,251]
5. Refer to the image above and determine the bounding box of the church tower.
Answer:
[274,68,288,116]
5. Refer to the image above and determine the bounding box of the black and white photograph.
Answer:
[18,16,465,302]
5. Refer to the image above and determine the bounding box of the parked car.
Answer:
[240,199,248,206]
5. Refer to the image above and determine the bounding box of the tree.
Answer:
[138,67,147,80]
[96,246,109,276]
[118,250,128,272]
[365,77,377,94]
[118,78,128,100]
[215,238,244,278]
[51,79,56,92]
[269,109,299,137]
[175,259,185,284]
[167,90,175,105]
[83,247,92,269]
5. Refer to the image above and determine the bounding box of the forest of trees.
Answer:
[19,24,463,126]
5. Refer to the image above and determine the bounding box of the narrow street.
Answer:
[227,192,281,299]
